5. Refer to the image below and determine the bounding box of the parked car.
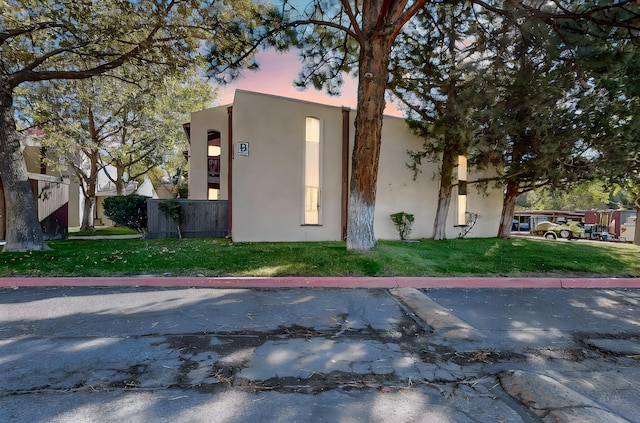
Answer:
[583,224,609,240]
[511,219,530,232]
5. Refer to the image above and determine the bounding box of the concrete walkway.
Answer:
[2,275,640,288]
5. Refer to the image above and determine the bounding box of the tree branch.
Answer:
[12,17,166,86]
[472,0,640,32]
[0,21,68,44]
[376,0,395,32]
[289,18,359,40]
[339,0,363,43]
[390,86,436,123]
[393,0,429,39]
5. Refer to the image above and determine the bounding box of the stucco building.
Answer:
[186,90,502,242]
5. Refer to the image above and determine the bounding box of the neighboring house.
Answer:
[94,165,140,227]
[136,175,159,199]
[70,164,140,228]
[68,161,165,229]
[185,90,503,242]
[0,135,69,240]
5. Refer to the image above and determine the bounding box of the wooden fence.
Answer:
[146,199,228,239]
[30,173,69,240]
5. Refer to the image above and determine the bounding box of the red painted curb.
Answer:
[1,277,640,289]
[560,278,640,289]
[395,277,563,288]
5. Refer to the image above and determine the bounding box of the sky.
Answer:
[215,50,404,117]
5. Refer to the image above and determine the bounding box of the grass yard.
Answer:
[68,227,141,237]
[1,237,639,277]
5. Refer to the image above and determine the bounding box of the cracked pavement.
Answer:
[1,286,640,422]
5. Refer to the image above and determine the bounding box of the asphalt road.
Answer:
[1,286,640,422]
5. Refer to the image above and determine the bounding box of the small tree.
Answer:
[103,195,148,233]
[390,212,415,240]
[158,199,182,239]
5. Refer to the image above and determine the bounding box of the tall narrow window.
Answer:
[457,155,468,226]
[207,130,221,200]
[304,117,321,224]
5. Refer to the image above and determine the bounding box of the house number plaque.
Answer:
[238,142,249,156]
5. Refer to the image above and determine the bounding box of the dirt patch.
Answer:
[167,335,216,354]
[446,351,526,365]
[236,372,391,394]
[159,323,433,394]
[421,346,525,366]
[104,364,148,390]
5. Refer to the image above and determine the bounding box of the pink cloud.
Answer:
[216,50,403,117]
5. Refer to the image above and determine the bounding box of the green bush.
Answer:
[177,185,188,199]
[103,195,148,232]
[390,212,415,240]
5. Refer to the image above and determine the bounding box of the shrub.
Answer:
[158,199,182,238]
[390,212,415,240]
[103,195,148,232]
[177,185,188,199]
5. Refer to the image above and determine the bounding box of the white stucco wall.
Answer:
[375,115,502,239]
[189,90,503,242]
[231,91,344,241]
[374,115,436,240]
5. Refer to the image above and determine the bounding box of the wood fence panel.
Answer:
[37,179,69,221]
[147,199,228,239]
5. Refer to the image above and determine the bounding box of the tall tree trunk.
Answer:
[0,84,49,251]
[634,197,640,247]
[115,160,125,196]
[433,67,460,240]
[81,195,95,230]
[498,180,519,239]
[346,31,394,251]
[79,109,102,230]
[433,147,456,240]
[80,152,98,231]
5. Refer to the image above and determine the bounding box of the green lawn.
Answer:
[1,237,639,277]
[68,227,141,237]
